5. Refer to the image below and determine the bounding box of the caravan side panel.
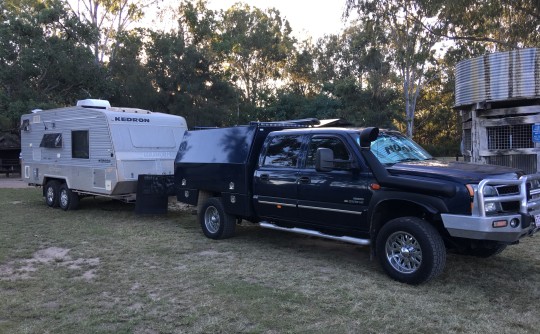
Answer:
[21,108,117,195]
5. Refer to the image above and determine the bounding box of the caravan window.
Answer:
[40,133,62,148]
[72,130,89,159]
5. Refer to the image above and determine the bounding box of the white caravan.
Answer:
[20,99,187,210]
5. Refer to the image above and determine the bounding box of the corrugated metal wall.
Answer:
[455,48,540,107]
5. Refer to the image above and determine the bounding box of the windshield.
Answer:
[353,131,432,164]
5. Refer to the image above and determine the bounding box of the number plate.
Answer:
[534,214,540,228]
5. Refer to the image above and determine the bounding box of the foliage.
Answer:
[345,0,442,137]
[144,29,238,127]
[66,0,156,63]
[421,0,540,51]
[307,23,400,128]
[212,4,296,108]
[1,0,539,153]
[0,0,105,130]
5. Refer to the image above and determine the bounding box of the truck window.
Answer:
[306,137,350,168]
[359,131,432,164]
[72,130,89,159]
[262,135,303,167]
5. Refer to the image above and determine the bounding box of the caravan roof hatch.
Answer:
[76,99,111,109]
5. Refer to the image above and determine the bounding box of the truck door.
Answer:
[253,134,303,223]
[297,135,371,231]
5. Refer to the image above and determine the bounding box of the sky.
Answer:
[206,0,348,40]
[147,0,349,41]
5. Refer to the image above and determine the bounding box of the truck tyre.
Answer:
[200,197,236,239]
[59,184,80,211]
[376,217,446,284]
[45,180,60,208]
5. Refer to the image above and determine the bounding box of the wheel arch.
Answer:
[368,193,448,242]
[42,177,67,196]
[196,190,221,215]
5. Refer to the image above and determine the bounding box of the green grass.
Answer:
[1,188,539,333]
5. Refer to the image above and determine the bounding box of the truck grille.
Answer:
[495,183,539,211]
[495,185,519,195]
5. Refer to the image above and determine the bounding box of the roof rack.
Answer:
[249,118,320,127]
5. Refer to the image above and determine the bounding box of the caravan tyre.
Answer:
[199,197,236,239]
[45,180,60,208]
[59,184,80,211]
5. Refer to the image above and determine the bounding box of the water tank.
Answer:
[455,48,540,107]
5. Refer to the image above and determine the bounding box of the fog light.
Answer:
[184,190,189,198]
[230,195,236,203]
[509,218,520,228]
[492,220,508,228]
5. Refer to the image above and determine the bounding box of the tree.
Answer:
[107,29,155,108]
[144,29,237,127]
[345,0,442,137]
[421,0,540,51]
[0,0,105,129]
[310,26,400,128]
[212,4,296,108]
[285,41,319,98]
[66,0,157,63]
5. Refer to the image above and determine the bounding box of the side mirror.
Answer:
[315,148,334,172]
[360,127,379,149]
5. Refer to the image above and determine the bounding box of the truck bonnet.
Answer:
[359,127,457,197]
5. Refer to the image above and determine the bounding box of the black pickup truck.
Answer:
[174,120,540,284]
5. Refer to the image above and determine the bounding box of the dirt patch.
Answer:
[33,247,71,263]
[0,247,100,281]
[168,199,195,213]
[0,175,30,189]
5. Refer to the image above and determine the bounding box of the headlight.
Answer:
[466,184,502,213]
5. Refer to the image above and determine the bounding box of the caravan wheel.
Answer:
[45,181,60,208]
[59,184,80,211]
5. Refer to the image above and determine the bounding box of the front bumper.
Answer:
[441,213,539,242]
[442,174,540,243]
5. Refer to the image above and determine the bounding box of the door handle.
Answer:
[298,176,310,184]
[260,174,270,182]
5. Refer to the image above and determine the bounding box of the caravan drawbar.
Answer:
[20,99,187,210]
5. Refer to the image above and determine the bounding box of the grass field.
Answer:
[1,188,539,333]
